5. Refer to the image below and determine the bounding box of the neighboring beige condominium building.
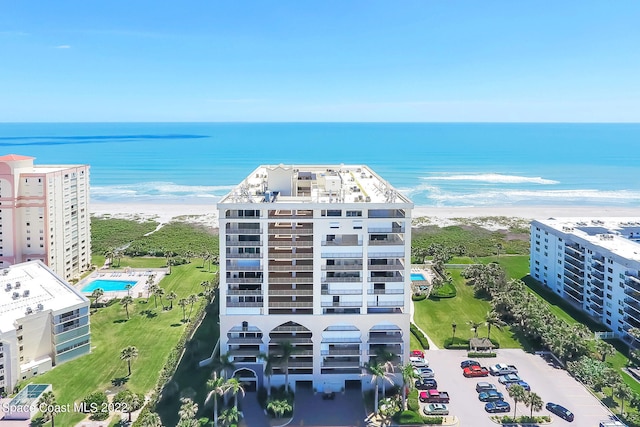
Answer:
[530,218,640,343]
[0,260,91,394]
[218,164,413,393]
[0,154,91,281]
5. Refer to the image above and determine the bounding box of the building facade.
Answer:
[530,218,640,343]
[0,260,91,394]
[217,165,413,392]
[0,154,91,280]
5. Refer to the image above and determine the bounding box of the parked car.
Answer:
[419,389,450,403]
[411,349,425,359]
[463,365,489,377]
[478,390,504,402]
[505,380,530,392]
[422,403,449,416]
[476,382,498,393]
[498,373,522,384]
[546,402,574,422]
[460,359,480,369]
[485,400,511,413]
[415,378,438,390]
[414,367,435,379]
[410,356,428,367]
[489,363,518,376]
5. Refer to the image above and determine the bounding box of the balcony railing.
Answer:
[321,288,363,295]
[226,301,263,307]
[625,288,640,304]
[269,253,313,259]
[228,349,262,356]
[368,262,404,271]
[269,289,313,296]
[590,304,604,315]
[367,300,404,307]
[322,241,363,247]
[268,228,314,235]
[227,277,263,284]
[627,272,640,285]
[322,264,364,271]
[626,277,640,293]
[227,290,263,296]
[269,337,313,344]
[227,337,264,344]
[268,301,314,308]
[367,289,404,295]
[269,277,313,284]
[369,239,405,246]
[226,241,263,247]
[226,265,262,271]
[589,294,604,307]
[269,265,313,271]
[321,348,361,356]
[226,228,262,235]
[322,252,363,258]
[368,276,404,282]
[368,227,405,233]
[323,277,362,283]
[321,301,363,307]
[268,240,313,247]
[226,253,263,259]
[368,335,403,343]
[322,360,361,368]
[563,286,583,304]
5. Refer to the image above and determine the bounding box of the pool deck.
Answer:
[76,268,167,299]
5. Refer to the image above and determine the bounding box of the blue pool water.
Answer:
[82,279,138,292]
[411,273,426,281]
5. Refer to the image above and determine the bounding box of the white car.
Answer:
[410,356,428,367]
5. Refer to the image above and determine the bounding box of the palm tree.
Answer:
[526,391,544,418]
[507,384,526,419]
[258,352,278,397]
[603,367,622,400]
[202,251,211,268]
[121,345,139,376]
[164,250,173,274]
[178,298,188,322]
[148,284,159,307]
[91,288,104,306]
[125,283,133,296]
[187,294,198,319]
[183,250,195,263]
[206,372,230,427]
[166,291,178,310]
[451,322,457,344]
[362,361,394,415]
[209,254,219,272]
[114,390,143,422]
[467,320,482,338]
[156,287,166,310]
[225,377,245,409]
[114,248,123,267]
[276,341,298,395]
[485,310,505,340]
[121,295,134,319]
[400,363,418,410]
[104,247,115,267]
[37,391,59,427]
[617,383,633,415]
[140,412,164,427]
[267,399,292,419]
[373,349,396,399]
[215,352,237,379]
[596,339,616,362]
[219,406,240,427]
[178,397,198,421]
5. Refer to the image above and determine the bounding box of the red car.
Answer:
[411,349,425,359]
[463,365,489,378]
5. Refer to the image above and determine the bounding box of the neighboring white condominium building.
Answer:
[530,218,640,343]
[0,260,91,394]
[0,154,91,281]
[217,165,413,393]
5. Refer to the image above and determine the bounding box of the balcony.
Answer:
[321,301,363,307]
[367,300,404,307]
[627,276,640,293]
[589,294,604,307]
[269,336,313,344]
[590,304,604,315]
[592,255,605,265]
[268,301,314,308]
[269,252,313,259]
[563,273,584,289]
[591,277,604,289]
[367,288,404,295]
[322,359,361,368]
[564,263,583,276]
[322,252,363,258]
[269,265,313,271]
[226,252,262,259]
[268,210,313,219]
[322,264,363,271]
[592,270,605,281]
[368,261,404,271]
[226,240,263,247]
[369,238,405,246]
[322,240,363,247]
[592,263,605,273]
[590,287,604,298]
[624,303,640,322]
[268,228,314,235]
[324,276,362,283]
[226,265,262,271]
[565,244,582,255]
[563,285,583,305]
[564,255,585,269]
[368,276,404,283]
[321,347,361,356]
[624,315,640,329]
[269,277,313,284]
[226,228,262,235]
[321,288,363,295]
[368,334,403,343]
[227,337,264,344]
[368,227,405,233]
[625,288,640,304]
[226,301,263,307]
[269,240,313,248]
[627,272,640,285]
[269,289,313,296]
[228,348,262,357]
[227,289,263,296]
[227,277,263,284]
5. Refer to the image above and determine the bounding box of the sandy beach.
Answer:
[91,202,639,230]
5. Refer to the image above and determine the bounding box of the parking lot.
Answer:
[422,349,617,427]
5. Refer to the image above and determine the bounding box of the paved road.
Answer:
[424,348,618,427]
[291,385,366,426]
[239,392,270,427]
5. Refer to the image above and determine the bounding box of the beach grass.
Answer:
[91,217,159,254]
[27,260,217,426]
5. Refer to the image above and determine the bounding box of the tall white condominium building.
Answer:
[218,165,413,392]
[530,218,640,343]
[0,260,91,394]
[0,154,91,281]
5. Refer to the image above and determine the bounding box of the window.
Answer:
[608,267,613,274]
[346,210,362,217]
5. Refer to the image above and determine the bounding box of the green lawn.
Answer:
[28,259,217,426]
[413,269,523,349]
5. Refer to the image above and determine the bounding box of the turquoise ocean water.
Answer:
[0,122,639,207]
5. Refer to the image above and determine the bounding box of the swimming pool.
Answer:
[82,279,138,292]
[411,273,426,281]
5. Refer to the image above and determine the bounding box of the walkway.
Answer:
[238,392,269,427]
[410,299,439,350]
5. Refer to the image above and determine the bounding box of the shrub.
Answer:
[407,389,419,412]
[410,323,430,350]
[421,416,444,425]
[443,337,468,349]
[393,410,423,425]
[412,293,427,301]
[81,391,109,419]
[467,351,497,358]
[430,282,456,298]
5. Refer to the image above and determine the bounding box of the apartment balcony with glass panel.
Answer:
[368,259,405,271]
[321,284,363,295]
[624,299,640,323]
[564,254,585,269]
[368,234,405,246]
[627,272,640,287]
[625,287,640,304]
[268,209,313,219]
[589,293,604,307]
[563,285,583,305]
[589,304,604,315]
[368,222,405,234]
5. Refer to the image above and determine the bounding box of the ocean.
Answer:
[1,122,639,207]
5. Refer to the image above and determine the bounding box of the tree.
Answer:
[219,406,240,427]
[187,294,198,319]
[400,363,418,410]
[113,390,143,422]
[104,247,116,267]
[125,283,133,296]
[507,384,526,419]
[114,248,123,267]
[526,391,543,418]
[467,320,482,338]
[214,352,236,380]
[603,367,622,400]
[120,295,134,319]
[38,391,59,427]
[267,399,292,418]
[373,349,396,399]
[164,250,174,274]
[121,346,139,376]
[178,397,198,421]
[178,298,188,322]
[156,287,166,310]
[206,372,230,427]
[91,288,104,306]
[362,361,394,415]
[166,291,178,310]
[176,419,198,427]
[595,339,616,362]
[616,383,633,416]
[225,377,245,409]
[451,322,457,343]
[485,310,505,340]
[258,352,278,397]
[276,341,299,395]
[140,412,164,427]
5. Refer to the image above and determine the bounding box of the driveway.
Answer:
[424,348,617,427]
[291,383,366,426]
[239,392,269,427]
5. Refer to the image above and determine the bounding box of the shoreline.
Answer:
[90,202,639,230]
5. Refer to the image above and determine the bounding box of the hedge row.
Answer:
[410,323,430,350]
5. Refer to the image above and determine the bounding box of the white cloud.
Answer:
[55,45,71,49]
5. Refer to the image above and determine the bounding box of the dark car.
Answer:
[460,359,481,369]
[505,380,530,392]
[476,382,497,393]
[478,390,504,402]
[485,400,511,413]
[546,402,574,422]
[415,378,438,390]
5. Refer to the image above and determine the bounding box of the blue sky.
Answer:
[1,1,639,122]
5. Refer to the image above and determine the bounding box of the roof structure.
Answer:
[0,154,35,162]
